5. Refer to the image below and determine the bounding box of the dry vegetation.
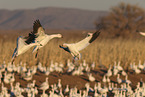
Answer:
[95,2,145,37]
[0,3,145,68]
[0,29,145,69]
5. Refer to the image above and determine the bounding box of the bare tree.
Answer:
[96,2,145,37]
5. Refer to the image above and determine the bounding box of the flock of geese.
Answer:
[0,19,144,97]
[11,19,101,64]
[0,60,145,97]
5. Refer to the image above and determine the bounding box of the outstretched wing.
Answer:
[89,31,101,43]
[74,31,101,51]
[24,19,45,44]
[33,19,45,36]
[24,32,36,44]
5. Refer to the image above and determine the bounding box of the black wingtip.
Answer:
[88,23,102,43]
[59,45,62,48]
[35,52,38,58]
[89,31,101,43]
[33,19,42,33]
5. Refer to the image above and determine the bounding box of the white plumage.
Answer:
[39,77,49,94]
[59,31,101,60]
[30,20,62,58]
[12,19,62,63]
[12,36,40,63]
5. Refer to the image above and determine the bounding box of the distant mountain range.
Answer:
[0,7,108,30]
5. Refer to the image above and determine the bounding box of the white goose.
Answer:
[88,73,95,82]
[57,79,62,89]
[11,20,43,63]
[39,77,49,94]
[22,69,33,81]
[31,19,62,58]
[64,85,69,93]
[59,30,101,61]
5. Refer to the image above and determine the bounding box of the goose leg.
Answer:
[11,56,16,64]
[35,49,39,58]
[72,57,75,64]
[72,57,79,65]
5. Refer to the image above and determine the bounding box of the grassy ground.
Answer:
[0,29,145,68]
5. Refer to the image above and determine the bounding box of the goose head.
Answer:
[56,34,63,38]
[59,43,67,48]
[87,32,93,36]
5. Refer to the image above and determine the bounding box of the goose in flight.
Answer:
[11,34,41,64]
[31,20,62,58]
[59,30,101,61]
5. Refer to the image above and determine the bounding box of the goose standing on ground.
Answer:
[31,19,63,58]
[11,20,43,64]
[59,29,101,62]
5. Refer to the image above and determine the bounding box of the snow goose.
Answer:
[31,19,62,58]
[21,63,27,73]
[64,85,69,93]
[85,83,94,92]
[91,61,96,70]
[59,30,101,61]
[106,76,110,83]
[39,77,49,94]
[94,89,99,97]
[125,75,131,84]
[44,67,50,76]
[0,61,6,72]
[117,61,123,71]
[11,25,42,64]
[57,79,62,89]
[33,87,38,96]
[51,84,58,92]
[40,92,48,97]
[102,75,107,83]
[4,72,14,84]
[31,66,37,75]
[113,62,119,76]
[98,86,108,95]
[106,66,112,77]
[27,80,36,88]
[9,73,15,84]
[37,62,44,72]
[121,70,127,76]
[7,62,13,72]
[134,66,141,74]
[88,73,95,82]
[22,69,33,81]
[138,60,144,70]
[117,74,122,84]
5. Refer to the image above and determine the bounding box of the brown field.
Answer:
[0,29,145,96]
[0,29,145,68]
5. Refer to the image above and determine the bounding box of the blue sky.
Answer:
[0,0,145,11]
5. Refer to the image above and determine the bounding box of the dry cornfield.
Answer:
[0,29,145,68]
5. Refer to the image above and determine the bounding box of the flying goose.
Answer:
[31,19,62,58]
[11,20,44,64]
[59,30,101,61]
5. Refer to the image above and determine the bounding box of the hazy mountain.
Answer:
[0,7,108,30]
